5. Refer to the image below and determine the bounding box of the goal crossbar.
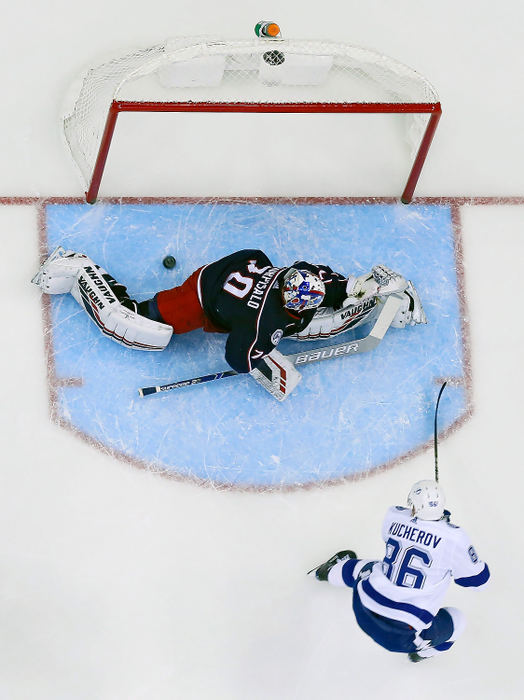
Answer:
[88,100,441,204]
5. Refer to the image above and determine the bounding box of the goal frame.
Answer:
[86,99,441,204]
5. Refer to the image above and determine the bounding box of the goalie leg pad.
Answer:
[289,297,378,341]
[70,261,173,351]
[249,349,301,401]
[391,281,427,328]
[33,248,173,351]
[86,302,174,350]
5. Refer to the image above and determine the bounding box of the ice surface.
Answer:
[45,201,467,487]
[1,3,524,698]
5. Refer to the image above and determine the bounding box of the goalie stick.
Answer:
[434,381,448,482]
[138,295,402,397]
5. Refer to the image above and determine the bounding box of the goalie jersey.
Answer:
[198,249,348,373]
[331,506,490,632]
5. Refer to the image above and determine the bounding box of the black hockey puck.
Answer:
[163,255,176,269]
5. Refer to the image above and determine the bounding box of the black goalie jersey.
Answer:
[198,249,348,373]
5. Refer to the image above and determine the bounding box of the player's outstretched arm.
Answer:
[452,530,490,588]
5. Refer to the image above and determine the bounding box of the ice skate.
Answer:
[389,280,427,328]
[31,246,89,294]
[405,281,427,325]
[31,245,64,287]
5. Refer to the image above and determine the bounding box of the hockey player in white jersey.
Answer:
[309,480,490,662]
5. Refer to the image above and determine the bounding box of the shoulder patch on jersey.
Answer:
[468,545,479,563]
[271,329,284,345]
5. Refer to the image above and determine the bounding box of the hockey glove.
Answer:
[249,349,301,401]
[314,550,357,581]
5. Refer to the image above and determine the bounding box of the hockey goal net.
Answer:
[63,35,441,203]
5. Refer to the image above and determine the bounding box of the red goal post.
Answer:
[63,36,441,204]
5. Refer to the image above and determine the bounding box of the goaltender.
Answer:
[32,247,426,400]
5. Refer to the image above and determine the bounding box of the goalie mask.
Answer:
[282,268,325,312]
[407,479,446,521]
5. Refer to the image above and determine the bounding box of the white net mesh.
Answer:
[63,37,439,189]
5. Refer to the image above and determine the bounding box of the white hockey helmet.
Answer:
[282,268,325,312]
[407,479,446,520]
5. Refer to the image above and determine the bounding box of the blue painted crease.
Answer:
[46,202,467,487]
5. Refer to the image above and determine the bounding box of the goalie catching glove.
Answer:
[346,264,408,301]
[249,348,302,401]
[346,265,427,326]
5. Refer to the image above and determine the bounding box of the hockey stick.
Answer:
[138,295,402,397]
[433,381,448,482]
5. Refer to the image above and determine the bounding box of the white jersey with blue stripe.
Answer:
[355,506,489,631]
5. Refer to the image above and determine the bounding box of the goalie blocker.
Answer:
[249,349,301,401]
